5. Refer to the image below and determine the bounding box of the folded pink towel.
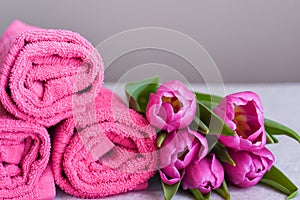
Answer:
[52,87,157,198]
[0,20,104,127]
[0,117,55,200]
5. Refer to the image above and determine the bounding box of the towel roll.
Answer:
[0,116,54,200]
[0,20,104,127]
[52,87,158,198]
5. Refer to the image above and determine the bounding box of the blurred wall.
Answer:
[0,0,299,83]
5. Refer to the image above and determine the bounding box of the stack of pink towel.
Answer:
[0,107,55,200]
[0,20,157,199]
[0,20,104,127]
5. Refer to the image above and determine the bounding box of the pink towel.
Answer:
[51,87,158,198]
[0,20,104,127]
[0,116,55,200]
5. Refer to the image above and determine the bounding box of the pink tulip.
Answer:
[182,154,224,194]
[223,148,274,188]
[146,80,196,132]
[159,128,208,185]
[214,91,266,151]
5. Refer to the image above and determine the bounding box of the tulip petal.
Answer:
[146,93,167,130]
[211,154,224,189]
[182,161,201,190]
[159,163,184,185]
[159,132,180,167]
[224,150,252,186]
[214,91,266,151]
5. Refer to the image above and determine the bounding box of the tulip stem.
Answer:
[215,180,231,200]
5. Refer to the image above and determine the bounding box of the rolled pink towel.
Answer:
[0,20,104,127]
[52,87,157,198]
[0,116,55,199]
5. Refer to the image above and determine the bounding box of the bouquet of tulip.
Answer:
[125,77,300,200]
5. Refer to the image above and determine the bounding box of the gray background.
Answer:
[0,0,299,83]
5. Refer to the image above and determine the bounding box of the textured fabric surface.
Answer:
[0,20,104,127]
[52,87,157,198]
[0,116,55,200]
[56,83,300,200]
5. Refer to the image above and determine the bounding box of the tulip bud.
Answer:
[146,80,196,132]
[223,148,274,188]
[182,154,224,194]
[159,128,208,185]
[214,91,266,151]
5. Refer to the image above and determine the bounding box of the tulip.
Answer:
[182,154,224,194]
[223,148,274,188]
[146,80,196,132]
[159,128,208,185]
[213,91,266,150]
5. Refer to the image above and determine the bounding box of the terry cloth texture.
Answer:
[0,116,55,200]
[0,20,104,127]
[51,87,158,198]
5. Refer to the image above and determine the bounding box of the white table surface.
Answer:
[55,83,300,200]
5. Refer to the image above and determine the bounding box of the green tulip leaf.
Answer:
[260,166,298,199]
[190,112,209,134]
[212,143,236,166]
[194,92,223,109]
[264,118,300,143]
[125,76,159,114]
[196,102,234,136]
[215,180,231,200]
[162,181,181,200]
[157,131,167,148]
[266,131,279,144]
[190,189,211,200]
[206,135,219,152]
